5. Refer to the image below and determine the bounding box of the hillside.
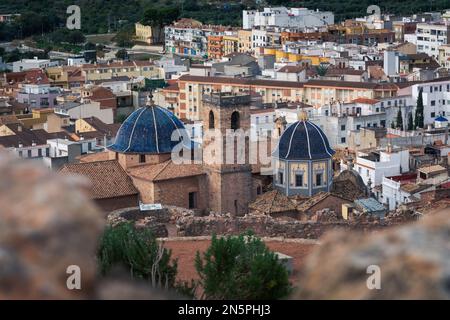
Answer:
[0,0,449,38]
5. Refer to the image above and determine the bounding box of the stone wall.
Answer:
[107,206,172,237]
[176,212,390,239]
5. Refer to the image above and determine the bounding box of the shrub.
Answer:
[97,222,177,289]
[195,232,291,300]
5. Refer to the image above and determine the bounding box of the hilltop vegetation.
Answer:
[0,0,449,42]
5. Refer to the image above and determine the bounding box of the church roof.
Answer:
[127,160,205,182]
[248,190,297,214]
[273,120,335,160]
[59,160,138,199]
[108,105,188,154]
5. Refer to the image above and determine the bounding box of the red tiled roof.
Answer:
[177,75,305,89]
[277,65,305,73]
[59,160,138,199]
[128,160,205,182]
[351,98,380,105]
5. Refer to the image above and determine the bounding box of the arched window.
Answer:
[231,111,240,130]
[208,110,215,129]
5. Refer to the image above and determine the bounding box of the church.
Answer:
[61,92,350,216]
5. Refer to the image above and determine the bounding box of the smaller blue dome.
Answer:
[435,116,448,122]
[108,105,188,154]
[273,120,335,160]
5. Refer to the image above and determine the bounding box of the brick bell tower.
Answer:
[201,92,253,216]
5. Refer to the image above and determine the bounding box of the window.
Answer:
[208,111,215,129]
[278,172,284,185]
[38,149,42,157]
[18,150,23,157]
[231,111,240,130]
[46,148,50,157]
[341,137,346,143]
[341,125,346,131]
[315,173,323,186]
[27,150,32,158]
[139,154,146,163]
[431,112,436,118]
[257,186,262,195]
[188,192,197,209]
[431,100,436,106]
[295,174,303,187]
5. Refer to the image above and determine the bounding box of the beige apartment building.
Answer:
[238,29,253,54]
[223,35,239,56]
[172,75,399,120]
[135,22,162,44]
[438,44,450,68]
[81,61,161,81]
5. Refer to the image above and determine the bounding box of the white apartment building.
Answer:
[164,24,224,57]
[243,7,334,30]
[54,101,114,124]
[415,23,450,58]
[311,99,387,148]
[409,79,450,125]
[341,146,410,187]
[381,175,434,210]
[12,57,58,72]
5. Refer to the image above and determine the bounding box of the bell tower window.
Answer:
[231,111,240,130]
[208,110,215,129]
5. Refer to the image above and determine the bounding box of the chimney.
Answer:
[387,142,393,153]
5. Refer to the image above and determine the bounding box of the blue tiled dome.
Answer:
[435,115,448,122]
[108,106,187,154]
[273,120,335,160]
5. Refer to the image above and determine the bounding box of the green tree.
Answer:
[316,63,329,76]
[114,29,134,48]
[407,112,414,131]
[415,88,424,129]
[396,108,403,130]
[97,222,178,289]
[84,42,97,51]
[142,7,180,43]
[115,48,128,60]
[195,233,291,300]
[115,113,128,123]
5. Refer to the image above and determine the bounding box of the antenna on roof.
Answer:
[145,90,155,107]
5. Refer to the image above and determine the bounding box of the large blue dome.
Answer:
[108,105,187,154]
[273,120,335,160]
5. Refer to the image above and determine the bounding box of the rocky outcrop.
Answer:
[0,154,103,299]
[0,153,174,299]
[294,206,450,299]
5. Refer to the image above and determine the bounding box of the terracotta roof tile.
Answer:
[249,190,297,214]
[128,160,205,182]
[59,160,138,199]
[78,151,110,163]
